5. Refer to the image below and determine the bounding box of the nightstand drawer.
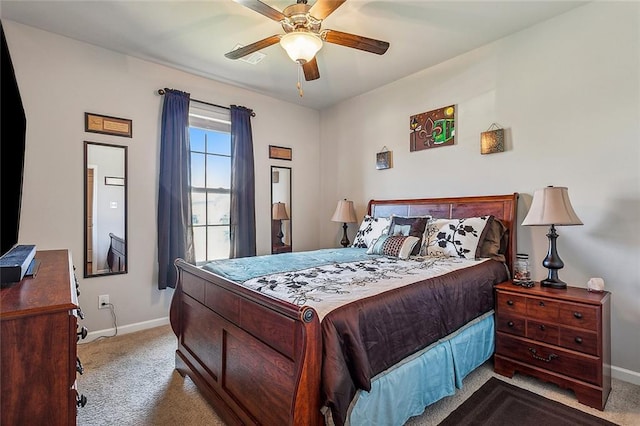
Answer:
[559,327,599,356]
[496,334,601,385]
[526,297,559,321]
[496,314,525,337]
[496,292,526,315]
[559,303,598,331]
[527,320,559,345]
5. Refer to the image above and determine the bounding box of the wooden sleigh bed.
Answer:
[169,194,518,426]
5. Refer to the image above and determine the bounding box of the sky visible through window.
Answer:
[189,127,231,263]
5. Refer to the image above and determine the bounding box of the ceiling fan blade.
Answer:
[303,57,320,81]
[309,0,346,20]
[224,35,281,59]
[233,0,286,22]
[323,29,389,55]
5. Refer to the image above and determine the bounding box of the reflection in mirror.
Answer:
[271,166,291,254]
[84,141,127,278]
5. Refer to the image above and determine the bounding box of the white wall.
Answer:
[4,20,320,335]
[319,2,640,381]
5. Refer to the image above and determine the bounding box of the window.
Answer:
[189,104,231,264]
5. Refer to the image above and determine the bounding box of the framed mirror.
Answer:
[84,141,128,278]
[271,166,291,254]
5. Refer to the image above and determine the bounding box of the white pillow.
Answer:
[351,216,391,248]
[423,216,491,258]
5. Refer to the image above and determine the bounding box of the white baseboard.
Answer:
[84,316,169,342]
[612,365,640,386]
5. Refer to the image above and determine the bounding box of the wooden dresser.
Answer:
[494,281,611,410]
[1,249,87,425]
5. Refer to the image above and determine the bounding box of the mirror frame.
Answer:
[271,166,292,254]
[84,141,128,278]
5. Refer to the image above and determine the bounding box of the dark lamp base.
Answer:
[340,222,350,248]
[540,224,568,290]
[540,278,567,289]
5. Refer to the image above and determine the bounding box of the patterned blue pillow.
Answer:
[367,235,420,259]
[388,215,430,255]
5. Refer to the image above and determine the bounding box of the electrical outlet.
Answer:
[98,294,110,309]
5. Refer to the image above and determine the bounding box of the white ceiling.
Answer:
[1,0,586,110]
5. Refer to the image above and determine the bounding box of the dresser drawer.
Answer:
[496,314,525,337]
[527,320,559,345]
[526,297,559,321]
[559,327,599,356]
[559,303,598,331]
[496,292,526,315]
[496,334,601,385]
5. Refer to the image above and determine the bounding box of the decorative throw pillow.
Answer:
[367,235,420,259]
[351,216,391,248]
[425,216,491,258]
[476,216,508,262]
[388,215,430,255]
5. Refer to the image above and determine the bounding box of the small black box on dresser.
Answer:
[0,244,36,284]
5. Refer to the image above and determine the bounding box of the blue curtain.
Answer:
[157,89,194,289]
[229,105,256,258]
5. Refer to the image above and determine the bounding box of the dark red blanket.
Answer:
[321,260,509,426]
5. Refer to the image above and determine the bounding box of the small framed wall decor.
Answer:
[410,105,455,152]
[480,123,505,154]
[269,145,292,161]
[105,176,125,186]
[85,113,132,138]
[376,147,393,170]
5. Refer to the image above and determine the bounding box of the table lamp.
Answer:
[521,186,583,289]
[272,202,289,246]
[331,199,357,247]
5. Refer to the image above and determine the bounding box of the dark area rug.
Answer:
[438,377,617,426]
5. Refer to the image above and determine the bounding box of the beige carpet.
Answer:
[77,325,640,426]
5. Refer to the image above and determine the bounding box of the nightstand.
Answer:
[494,281,611,410]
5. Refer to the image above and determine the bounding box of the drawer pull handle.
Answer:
[539,301,545,307]
[539,324,546,331]
[573,312,583,319]
[575,337,583,344]
[77,326,88,342]
[76,393,88,408]
[507,321,514,327]
[507,300,514,306]
[528,347,558,363]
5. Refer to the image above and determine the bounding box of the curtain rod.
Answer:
[157,88,255,117]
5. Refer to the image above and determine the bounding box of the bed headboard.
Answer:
[367,193,519,274]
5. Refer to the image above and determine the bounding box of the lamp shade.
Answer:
[331,199,357,223]
[279,31,323,64]
[522,186,583,226]
[272,202,289,220]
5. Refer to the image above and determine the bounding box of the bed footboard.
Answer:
[169,259,323,426]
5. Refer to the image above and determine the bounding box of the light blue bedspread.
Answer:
[201,247,374,282]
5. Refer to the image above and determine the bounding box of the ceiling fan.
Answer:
[225,0,390,82]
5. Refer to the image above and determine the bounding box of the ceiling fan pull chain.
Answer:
[297,64,304,97]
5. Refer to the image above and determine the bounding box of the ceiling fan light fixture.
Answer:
[280,31,323,64]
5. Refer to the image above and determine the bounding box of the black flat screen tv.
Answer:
[1,21,27,257]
